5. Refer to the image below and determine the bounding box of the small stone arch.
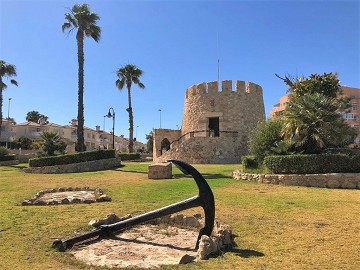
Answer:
[160,138,171,154]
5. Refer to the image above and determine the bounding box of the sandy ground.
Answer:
[72,224,199,269]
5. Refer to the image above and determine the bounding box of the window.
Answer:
[342,113,358,120]
[208,117,220,137]
[351,103,358,111]
[1,126,5,132]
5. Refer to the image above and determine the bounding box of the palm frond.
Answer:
[10,79,18,87]
[116,79,125,90]
[62,22,72,32]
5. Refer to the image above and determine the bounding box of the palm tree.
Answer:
[0,60,18,143]
[62,4,101,152]
[115,64,145,152]
[26,110,49,124]
[40,131,66,156]
[282,93,357,154]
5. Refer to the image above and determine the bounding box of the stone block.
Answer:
[148,162,172,179]
[235,80,245,93]
[222,80,232,93]
[207,81,218,94]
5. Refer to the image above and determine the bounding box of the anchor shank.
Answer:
[102,195,202,232]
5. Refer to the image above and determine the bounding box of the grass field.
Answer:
[0,162,359,270]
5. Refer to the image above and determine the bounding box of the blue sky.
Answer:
[1,0,359,143]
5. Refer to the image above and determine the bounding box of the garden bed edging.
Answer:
[24,158,120,174]
[232,170,360,189]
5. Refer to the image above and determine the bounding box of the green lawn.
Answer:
[0,162,359,270]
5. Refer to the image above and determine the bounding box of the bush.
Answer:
[263,154,360,174]
[12,136,33,150]
[0,155,15,161]
[248,119,287,162]
[29,149,115,167]
[0,147,10,156]
[241,155,258,169]
[118,152,141,161]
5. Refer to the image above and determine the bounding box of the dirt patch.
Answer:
[72,224,198,269]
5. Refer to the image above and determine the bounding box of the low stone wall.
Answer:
[232,170,360,189]
[24,158,120,174]
[156,137,247,164]
[0,159,19,166]
[148,162,172,179]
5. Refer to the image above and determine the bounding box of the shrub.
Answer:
[241,155,258,169]
[248,119,287,162]
[29,149,115,167]
[0,155,15,161]
[12,136,33,150]
[263,154,359,174]
[0,146,10,156]
[118,152,141,161]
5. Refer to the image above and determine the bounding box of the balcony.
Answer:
[27,132,42,138]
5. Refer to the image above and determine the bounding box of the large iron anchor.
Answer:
[52,160,215,251]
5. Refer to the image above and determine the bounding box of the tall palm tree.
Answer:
[115,64,145,153]
[0,60,18,142]
[62,3,101,152]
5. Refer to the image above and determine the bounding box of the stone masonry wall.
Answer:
[157,137,248,164]
[181,80,265,137]
[24,158,120,174]
[233,170,360,189]
[153,129,181,160]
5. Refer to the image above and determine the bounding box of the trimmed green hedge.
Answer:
[118,152,141,161]
[264,154,360,174]
[241,155,259,169]
[29,150,115,167]
[0,155,15,162]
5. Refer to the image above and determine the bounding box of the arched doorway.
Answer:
[160,138,170,155]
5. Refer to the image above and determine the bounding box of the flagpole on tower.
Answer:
[217,32,220,86]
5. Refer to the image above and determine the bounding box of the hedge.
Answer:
[241,155,258,169]
[118,152,141,161]
[263,154,360,174]
[29,149,116,167]
[0,155,16,162]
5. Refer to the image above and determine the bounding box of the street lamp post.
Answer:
[136,125,139,139]
[7,98,11,148]
[106,107,115,150]
[158,109,162,129]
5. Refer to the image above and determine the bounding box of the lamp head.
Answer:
[107,110,112,118]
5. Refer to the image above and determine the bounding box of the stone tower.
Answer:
[153,80,265,164]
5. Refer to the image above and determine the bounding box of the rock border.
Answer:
[0,159,19,166]
[233,171,360,189]
[22,187,111,206]
[23,158,120,174]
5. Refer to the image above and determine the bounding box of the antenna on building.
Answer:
[217,32,220,86]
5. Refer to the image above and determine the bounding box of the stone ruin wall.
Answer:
[153,129,181,161]
[156,137,248,164]
[153,80,265,164]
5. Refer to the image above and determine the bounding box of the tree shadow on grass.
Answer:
[9,164,28,170]
[172,173,232,180]
[230,248,265,258]
[113,165,148,174]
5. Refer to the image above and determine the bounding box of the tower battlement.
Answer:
[185,80,263,98]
